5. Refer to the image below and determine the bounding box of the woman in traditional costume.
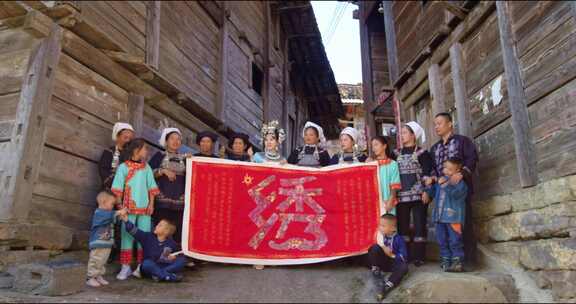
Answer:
[287,121,330,167]
[393,122,433,266]
[149,128,188,244]
[330,127,367,165]
[193,131,219,158]
[371,135,401,216]
[225,132,252,162]
[252,120,286,164]
[250,121,286,270]
[98,122,135,190]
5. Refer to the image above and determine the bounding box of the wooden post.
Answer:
[428,63,447,116]
[0,24,63,221]
[281,30,289,155]
[128,94,144,137]
[145,1,160,70]
[496,1,538,187]
[572,1,576,25]
[382,0,399,84]
[262,2,272,123]
[359,3,376,141]
[450,43,473,138]
[215,2,229,122]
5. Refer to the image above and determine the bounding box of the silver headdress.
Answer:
[261,120,286,144]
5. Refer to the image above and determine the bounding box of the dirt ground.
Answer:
[0,259,380,303]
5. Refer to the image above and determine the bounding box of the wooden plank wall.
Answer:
[370,31,389,98]
[224,1,266,144]
[0,28,37,143]
[394,1,576,200]
[30,53,130,240]
[159,2,218,114]
[393,1,446,75]
[512,1,576,184]
[470,1,576,199]
[77,1,146,58]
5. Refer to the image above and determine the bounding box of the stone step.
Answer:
[378,265,519,303]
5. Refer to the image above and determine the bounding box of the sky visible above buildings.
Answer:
[312,1,362,85]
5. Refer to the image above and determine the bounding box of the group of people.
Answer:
[88,113,478,300]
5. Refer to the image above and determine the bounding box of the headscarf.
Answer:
[159,127,182,148]
[405,121,426,143]
[112,122,134,141]
[228,132,251,150]
[302,121,326,145]
[195,131,218,145]
[340,127,358,143]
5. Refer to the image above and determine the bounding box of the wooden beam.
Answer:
[359,3,377,143]
[263,2,272,122]
[197,1,223,27]
[145,1,160,70]
[0,23,63,221]
[450,43,473,138]
[496,1,537,188]
[128,94,144,137]
[215,2,229,123]
[428,63,446,116]
[277,4,312,13]
[572,1,576,28]
[439,2,469,20]
[60,29,220,136]
[382,0,399,84]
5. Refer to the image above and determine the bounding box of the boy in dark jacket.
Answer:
[424,158,468,272]
[119,214,186,282]
[368,214,409,300]
[87,190,127,287]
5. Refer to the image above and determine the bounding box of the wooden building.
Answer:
[356,1,576,300]
[0,1,341,254]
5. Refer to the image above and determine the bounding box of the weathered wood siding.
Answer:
[0,1,321,250]
[159,1,219,113]
[0,28,36,143]
[388,1,576,200]
[393,1,446,75]
[77,1,146,58]
[370,31,390,97]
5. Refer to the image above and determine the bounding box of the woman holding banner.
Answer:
[252,120,287,164]
[225,132,252,162]
[330,127,367,165]
[149,128,187,244]
[287,121,331,168]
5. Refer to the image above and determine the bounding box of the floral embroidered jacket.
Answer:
[111,160,160,215]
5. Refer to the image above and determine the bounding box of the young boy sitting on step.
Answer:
[119,213,186,282]
[368,214,409,300]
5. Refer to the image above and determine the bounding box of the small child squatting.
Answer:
[368,214,409,300]
[119,212,186,282]
[425,158,468,272]
[87,190,128,288]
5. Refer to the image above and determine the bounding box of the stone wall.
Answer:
[474,174,576,302]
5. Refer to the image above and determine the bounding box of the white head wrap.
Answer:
[405,121,426,143]
[112,122,134,141]
[159,127,182,147]
[303,121,326,145]
[340,127,358,143]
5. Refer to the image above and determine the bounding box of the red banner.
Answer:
[183,158,381,265]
